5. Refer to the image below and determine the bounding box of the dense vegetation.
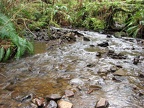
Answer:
[0,0,144,61]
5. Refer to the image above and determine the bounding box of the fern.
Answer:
[0,13,33,62]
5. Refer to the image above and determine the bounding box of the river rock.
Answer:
[32,97,45,107]
[30,103,38,108]
[133,56,140,65]
[96,52,101,57]
[113,69,127,76]
[139,73,144,78]
[110,66,117,72]
[97,42,109,47]
[107,34,112,38]
[20,94,33,102]
[83,37,90,41]
[87,85,102,94]
[112,76,122,82]
[46,100,57,108]
[96,98,109,108]
[46,94,62,101]
[87,63,96,68]
[57,100,73,108]
[70,78,84,86]
[65,90,74,97]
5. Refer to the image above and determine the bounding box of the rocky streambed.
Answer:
[0,27,144,108]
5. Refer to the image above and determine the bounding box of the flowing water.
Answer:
[0,27,144,108]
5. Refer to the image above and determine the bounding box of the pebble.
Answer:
[96,97,109,108]
[83,37,90,41]
[58,100,73,108]
[97,42,109,47]
[46,100,57,108]
[46,94,62,101]
[113,68,127,76]
[65,90,74,97]
[32,97,45,107]
[70,78,84,86]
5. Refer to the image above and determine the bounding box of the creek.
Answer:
[0,27,144,108]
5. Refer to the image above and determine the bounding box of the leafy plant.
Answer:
[126,9,144,38]
[0,13,33,62]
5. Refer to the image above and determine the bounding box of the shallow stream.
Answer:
[0,27,144,108]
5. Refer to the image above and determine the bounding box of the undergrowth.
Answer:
[1,0,143,37]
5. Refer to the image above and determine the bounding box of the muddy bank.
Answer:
[0,27,144,108]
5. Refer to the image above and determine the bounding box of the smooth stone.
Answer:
[96,98,109,108]
[87,85,102,94]
[58,100,73,108]
[65,90,74,97]
[113,69,127,76]
[83,37,90,41]
[70,78,84,86]
[46,100,57,108]
[97,42,109,47]
[32,97,45,107]
[46,94,62,101]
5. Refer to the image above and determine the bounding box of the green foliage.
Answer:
[0,47,4,61]
[0,13,33,62]
[126,9,144,38]
[1,0,144,38]
[70,2,106,30]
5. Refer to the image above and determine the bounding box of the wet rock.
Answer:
[133,56,140,65]
[83,37,90,41]
[87,85,102,94]
[21,94,33,102]
[112,76,122,82]
[30,103,38,108]
[87,63,96,68]
[113,69,127,76]
[97,42,109,47]
[110,66,117,72]
[57,100,73,108]
[116,65,122,68]
[44,35,50,41]
[107,34,112,38]
[90,45,95,47]
[46,100,57,108]
[65,32,72,37]
[32,97,45,107]
[61,35,76,43]
[46,94,62,101]
[139,73,144,78]
[107,50,114,55]
[98,68,109,74]
[96,98,109,108]
[70,78,84,86]
[96,52,101,57]
[65,90,74,97]
[108,52,127,59]
[138,90,144,96]
[73,31,84,37]
[11,92,33,103]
